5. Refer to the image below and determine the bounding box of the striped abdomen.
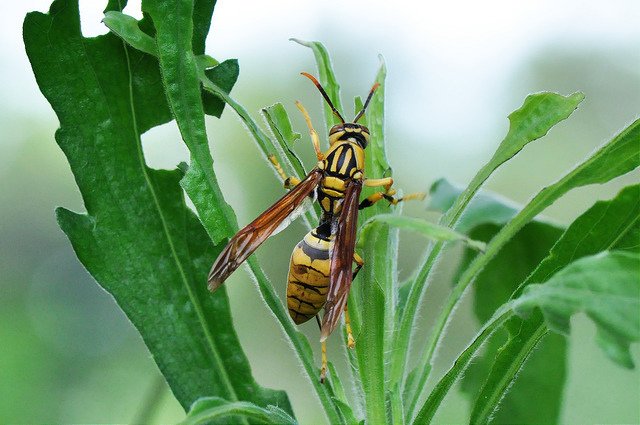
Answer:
[287,229,334,324]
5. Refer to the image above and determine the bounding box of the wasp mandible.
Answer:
[208,72,423,381]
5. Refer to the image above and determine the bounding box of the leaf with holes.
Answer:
[23,0,291,418]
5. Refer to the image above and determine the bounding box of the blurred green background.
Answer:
[1,0,638,423]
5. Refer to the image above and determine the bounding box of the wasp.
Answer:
[208,72,423,382]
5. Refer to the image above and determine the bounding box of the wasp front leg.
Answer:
[268,155,301,189]
[360,177,425,209]
[295,101,324,161]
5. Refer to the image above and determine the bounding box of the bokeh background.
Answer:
[1,0,638,423]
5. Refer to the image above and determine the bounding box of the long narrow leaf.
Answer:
[362,214,486,252]
[291,38,345,129]
[140,1,342,422]
[427,179,566,423]
[391,92,585,394]
[408,118,640,420]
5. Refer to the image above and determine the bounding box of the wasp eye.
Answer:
[329,124,342,135]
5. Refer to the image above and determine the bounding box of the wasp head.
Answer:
[300,72,379,149]
[328,123,370,148]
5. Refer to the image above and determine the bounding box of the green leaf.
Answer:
[325,363,360,425]
[181,397,298,425]
[364,57,391,180]
[201,59,240,119]
[102,10,236,120]
[414,117,640,414]
[261,103,306,179]
[259,103,321,221]
[392,92,585,396]
[428,178,521,233]
[141,0,233,235]
[470,183,640,424]
[352,58,399,425]
[362,214,486,252]
[513,251,640,367]
[103,11,157,56]
[427,179,566,424]
[23,0,289,417]
[442,92,585,229]
[291,38,345,129]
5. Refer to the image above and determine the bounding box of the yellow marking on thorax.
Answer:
[352,144,365,174]
[328,145,343,172]
[338,148,353,175]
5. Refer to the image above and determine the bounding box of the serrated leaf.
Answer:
[102,9,236,120]
[23,0,289,418]
[470,184,640,424]
[182,397,297,425]
[513,251,640,367]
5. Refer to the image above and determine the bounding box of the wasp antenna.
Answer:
[354,81,380,123]
[300,72,345,123]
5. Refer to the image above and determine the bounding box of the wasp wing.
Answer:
[208,168,323,291]
[320,179,362,340]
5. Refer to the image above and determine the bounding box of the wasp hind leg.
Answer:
[317,253,364,383]
[316,315,328,383]
[345,253,364,349]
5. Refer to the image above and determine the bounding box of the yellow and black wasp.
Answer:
[208,72,422,381]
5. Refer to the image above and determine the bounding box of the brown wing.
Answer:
[208,169,322,291]
[320,179,362,340]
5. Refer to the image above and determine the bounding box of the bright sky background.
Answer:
[5,0,639,195]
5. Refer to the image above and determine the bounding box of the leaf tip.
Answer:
[289,37,308,47]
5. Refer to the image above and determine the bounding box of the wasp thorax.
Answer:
[328,123,370,148]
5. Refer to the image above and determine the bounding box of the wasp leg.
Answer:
[364,176,395,192]
[268,155,301,189]
[315,315,328,383]
[317,252,363,382]
[344,305,356,349]
[295,101,324,161]
[361,177,425,209]
[345,253,364,349]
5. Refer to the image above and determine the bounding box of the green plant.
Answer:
[24,1,639,424]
